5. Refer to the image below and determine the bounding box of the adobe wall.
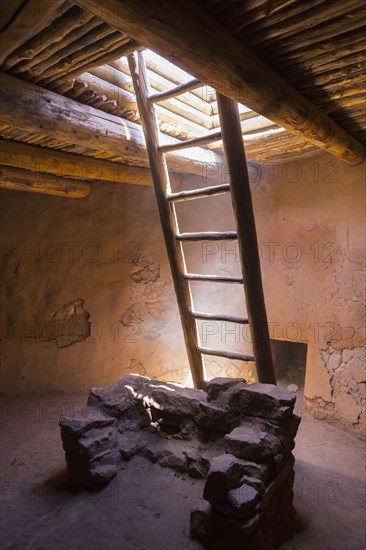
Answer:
[1,152,364,438]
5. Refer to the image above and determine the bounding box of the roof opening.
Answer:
[79,48,285,155]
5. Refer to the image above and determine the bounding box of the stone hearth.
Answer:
[60,375,300,549]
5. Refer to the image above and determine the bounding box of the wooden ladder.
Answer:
[127,51,275,390]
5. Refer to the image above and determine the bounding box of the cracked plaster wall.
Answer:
[0,181,187,392]
[0,153,364,438]
[251,153,365,440]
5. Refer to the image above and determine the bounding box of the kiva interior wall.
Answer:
[0,152,365,438]
[0,181,188,391]
[248,153,365,441]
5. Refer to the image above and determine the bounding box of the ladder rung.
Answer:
[177,231,237,241]
[159,131,222,154]
[167,183,230,202]
[198,346,254,362]
[192,311,249,324]
[148,78,201,103]
[184,274,243,284]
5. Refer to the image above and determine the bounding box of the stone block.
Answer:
[195,400,240,434]
[279,414,301,440]
[149,385,206,427]
[238,460,270,482]
[224,420,283,461]
[59,406,115,436]
[183,449,210,479]
[228,383,296,420]
[227,483,261,515]
[62,426,117,459]
[203,453,242,502]
[88,382,150,429]
[65,448,122,489]
[157,449,187,472]
[88,449,122,487]
[87,463,120,487]
[240,475,264,494]
[118,431,145,459]
[207,377,246,402]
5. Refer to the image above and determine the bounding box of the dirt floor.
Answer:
[0,390,365,550]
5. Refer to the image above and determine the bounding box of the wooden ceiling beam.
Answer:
[0,164,91,198]
[75,0,364,164]
[0,138,156,186]
[2,6,93,70]
[0,137,194,188]
[109,58,213,114]
[0,71,145,160]
[75,72,213,129]
[13,21,110,77]
[0,72,224,179]
[0,0,68,66]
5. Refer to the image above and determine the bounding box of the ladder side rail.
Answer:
[216,93,276,385]
[127,51,205,390]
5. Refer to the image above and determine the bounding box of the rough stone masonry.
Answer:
[60,375,300,550]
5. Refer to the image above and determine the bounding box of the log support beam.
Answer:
[0,71,224,180]
[0,138,152,186]
[0,138,185,188]
[0,165,90,198]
